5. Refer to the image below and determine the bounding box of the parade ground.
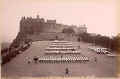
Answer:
[1,41,117,79]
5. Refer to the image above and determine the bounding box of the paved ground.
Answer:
[1,41,117,79]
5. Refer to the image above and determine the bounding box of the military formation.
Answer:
[26,40,89,64]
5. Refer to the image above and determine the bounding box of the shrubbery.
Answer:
[78,33,120,53]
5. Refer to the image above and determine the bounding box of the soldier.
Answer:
[78,45,80,49]
[26,57,31,64]
[28,58,32,64]
[61,55,63,58]
[33,56,39,63]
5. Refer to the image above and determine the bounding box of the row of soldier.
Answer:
[26,55,90,64]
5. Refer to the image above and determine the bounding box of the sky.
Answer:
[1,0,118,42]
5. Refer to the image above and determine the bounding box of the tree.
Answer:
[111,36,120,53]
[62,27,75,34]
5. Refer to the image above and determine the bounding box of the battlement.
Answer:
[20,15,57,24]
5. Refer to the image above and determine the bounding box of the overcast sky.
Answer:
[1,0,118,42]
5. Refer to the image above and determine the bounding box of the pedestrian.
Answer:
[94,57,97,62]
[65,68,69,75]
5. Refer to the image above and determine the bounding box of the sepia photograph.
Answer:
[1,0,120,79]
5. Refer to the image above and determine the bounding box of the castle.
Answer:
[15,15,87,44]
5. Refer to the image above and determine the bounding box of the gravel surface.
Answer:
[1,41,117,79]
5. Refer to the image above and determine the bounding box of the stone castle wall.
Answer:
[17,15,87,41]
[20,16,66,35]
